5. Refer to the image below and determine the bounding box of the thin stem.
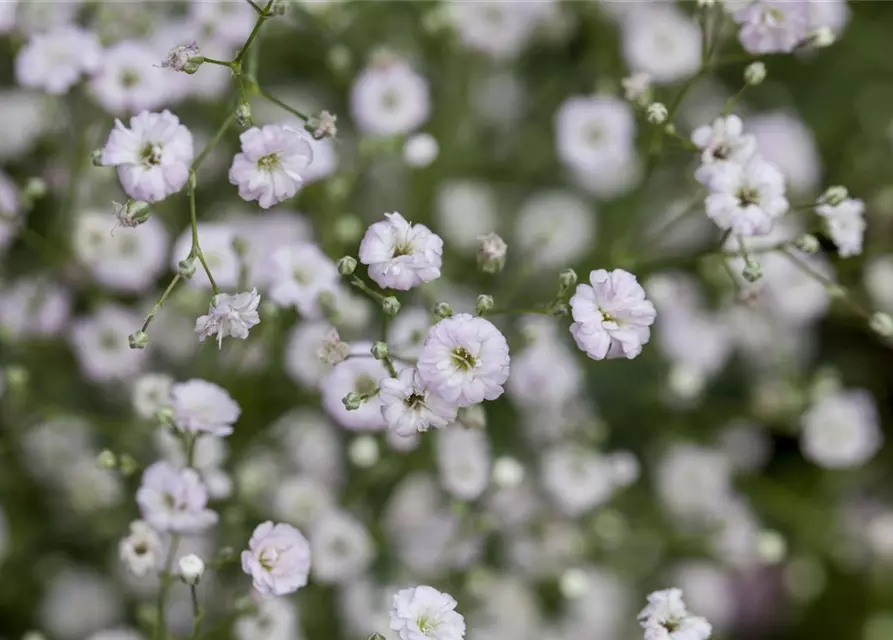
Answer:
[235,0,275,64]
[348,275,388,305]
[198,57,233,68]
[189,584,203,640]
[153,536,181,640]
[780,248,871,320]
[141,274,183,333]
[245,0,264,14]
[256,86,311,121]
[188,176,219,295]
[192,111,236,172]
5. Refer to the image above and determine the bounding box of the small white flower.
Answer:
[555,95,636,175]
[800,388,881,469]
[170,378,241,437]
[816,197,866,258]
[570,269,656,360]
[646,102,668,125]
[136,461,218,534]
[638,588,713,640]
[317,327,350,365]
[309,509,374,584]
[132,373,173,420]
[436,426,491,501]
[691,115,758,184]
[241,521,312,597]
[379,368,458,437]
[15,25,102,95]
[350,58,430,137]
[403,132,440,168]
[264,242,339,317]
[90,41,169,115]
[703,156,789,236]
[732,0,810,55]
[195,288,262,348]
[229,124,314,209]
[162,42,201,74]
[541,444,616,517]
[234,594,298,640]
[100,110,194,203]
[69,304,147,382]
[622,72,652,105]
[477,232,508,273]
[118,520,163,577]
[178,554,205,585]
[389,585,466,640]
[622,7,701,84]
[311,110,338,140]
[358,212,443,290]
[417,314,511,407]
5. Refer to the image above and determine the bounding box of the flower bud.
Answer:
[477,232,507,274]
[558,268,577,293]
[646,102,668,125]
[809,26,835,48]
[742,261,762,283]
[492,456,524,488]
[91,149,105,167]
[178,554,205,585]
[820,185,848,206]
[870,312,893,338]
[23,177,47,202]
[154,406,175,426]
[118,453,139,476]
[475,294,494,316]
[317,328,349,365]
[96,449,117,470]
[794,234,820,254]
[744,61,766,86]
[349,435,380,468]
[433,301,453,319]
[382,296,401,317]
[114,199,151,228]
[178,258,197,279]
[621,72,651,106]
[368,634,387,640]
[128,331,149,350]
[236,103,252,128]
[342,391,363,411]
[371,341,389,360]
[337,256,358,276]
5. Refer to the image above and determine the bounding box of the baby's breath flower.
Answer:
[162,42,201,74]
[195,288,262,348]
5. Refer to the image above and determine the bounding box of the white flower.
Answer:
[359,212,443,290]
[241,521,312,597]
[136,461,218,534]
[162,42,201,74]
[39,568,122,640]
[99,110,194,203]
[622,7,701,84]
[403,133,439,168]
[321,354,389,431]
[417,314,510,407]
[515,190,595,268]
[189,0,256,46]
[195,288,262,348]
[436,426,491,501]
[800,388,882,469]
[389,585,466,640]
[284,321,341,388]
[132,373,173,420]
[541,444,616,517]
[622,72,652,104]
[272,474,335,528]
[816,197,866,258]
[703,156,789,236]
[309,510,375,584]
[379,368,458,437]
[507,335,583,409]
[234,595,298,640]
[691,115,758,185]
[15,25,102,95]
[229,124,314,209]
[435,181,498,253]
[118,520,163,577]
[170,378,241,437]
[555,95,636,175]
[316,327,349,365]
[90,41,169,115]
[732,0,810,54]
[448,1,545,60]
[655,443,734,522]
[70,304,147,382]
[638,588,713,640]
[311,110,338,140]
[0,275,71,339]
[350,58,430,136]
[747,112,820,195]
[263,242,339,317]
[178,554,204,585]
[569,269,656,360]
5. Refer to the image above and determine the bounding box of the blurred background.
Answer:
[2,1,893,639]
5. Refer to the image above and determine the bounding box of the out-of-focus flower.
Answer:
[195,289,262,348]
[321,354,389,431]
[229,124,314,209]
[170,378,241,437]
[136,461,218,534]
[309,510,375,584]
[622,7,700,83]
[403,133,439,168]
[515,190,595,269]
[172,222,241,290]
[359,212,443,290]
[555,95,635,176]
[380,368,458,437]
[15,25,102,95]
[351,58,430,136]
[436,426,490,501]
[389,585,466,640]
[118,520,163,577]
[541,444,616,517]
[70,304,147,382]
[816,197,866,258]
[132,373,173,420]
[747,112,820,195]
[241,521,312,597]
[233,594,298,640]
[731,0,810,54]
[263,242,339,317]
[800,388,882,469]
[90,41,169,114]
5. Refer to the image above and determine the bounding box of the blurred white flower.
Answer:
[170,378,241,437]
[195,288,262,348]
[417,314,510,407]
[800,388,882,469]
[100,110,194,203]
[189,0,255,47]
[234,595,298,640]
[436,426,491,501]
[272,474,335,528]
[91,41,170,114]
[0,169,22,252]
[137,461,218,533]
[241,521,312,597]
[673,562,736,634]
[403,133,439,168]
[570,268,656,360]
[86,629,145,640]
[448,1,545,60]
[321,352,389,431]
[387,307,431,360]
[507,336,582,409]
[359,212,443,290]
[0,276,71,339]
[275,410,344,487]
[380,368,458,437]
[732,0,810,54]
[389,585,466,640]
[816,197,866,258]
[119,520,163,577]
[263,242,339,317]
[229,124,314,209]
[0,1,16,34]
[15,25,102,95]
[351,58,430,136]
[555,95,635,176]
[541,445,615,517]
[622,7,701,83]
[865,255,893,313]
[284,321,340,388]
[515,190,595,269]
[70,304,147,382]
[435,180,499,253]
[40,568,123,640]
[638,588,712,640]
[747,112,821,195]
[310,509,375,584]
[656,443,733,522]
[704,156,789,236]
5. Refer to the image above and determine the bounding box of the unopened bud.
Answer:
[433,301,453,319]
[178,258,196,279]
[475,294,494,316]
[646,102,668,125]
[794,234,819,254]
[337,256,358,276]
[154,406,174,426]
[558,268,577,293]
[178,554,205,585]
[809,27,835,48]
[236,103,252,128]
[744,61,766,86]
[128,331,149,350]
[870,312,893,338]
[91,149,105,167]
[382,296,401,317]
[371,341,389,360]
[342,391,363,411]
[742,261,762,283]
[477,232,507,274]
[96,449,117,470]
[23,177,47,201]
[114,199,151,228]
[820,185,848,207]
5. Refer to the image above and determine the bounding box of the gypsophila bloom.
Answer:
[351,58,430,137]
[90,41,169,115]
[100,110,194,203]
[417,314,510,407]
[229,124,314,209]
[732,0,810,54]
[691,115,758,185]
[638,588,712,640]
[379,368,458,437]
[309,510,374,584]
[389,585,466,640]
[622,7,701,84]
[317,327,350,365]
[477,232,507,273]
[132,373,173,420]
[403,132,440,168]
[358,212,443,290]
[15,25,102,95]
[162,42,201,74]
[195,288,262,348]
[170,378,241,437]
[704,156,789,236]
[800,388,881,469]
[436,426,491,501]
[312,110,338,140]
[321,353,389,431]
[570,269,657,360]
[241,521,312,597]
[816,197,866,258]
[179,554,205,585]
[264,242,339,317]
[622,72,652,105]
[118,520,162,577]
[137,462,218,534]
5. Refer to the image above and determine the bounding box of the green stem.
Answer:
[192,112,236,172]
[198,57,233,68]
[256,86,312,121]
[348,275,388,305]
[153,536,181,640]
[189,585,203,640]
[780,248,870,320]
[245,0,264,14]
[235,0,275,64]
[188,175,219,295]
[141,274,183,333]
